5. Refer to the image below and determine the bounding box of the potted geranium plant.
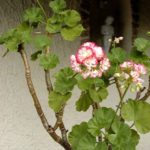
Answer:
[0,0,150,149]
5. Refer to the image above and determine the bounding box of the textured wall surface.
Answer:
[0,0,150,150]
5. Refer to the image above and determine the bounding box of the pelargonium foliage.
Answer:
[70,42,110,79]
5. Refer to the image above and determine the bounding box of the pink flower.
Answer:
[83,56,98,69]
[70,55,82,73]
[93,46,104,61]
[134,78,144,84]
[76,46,94,63]
[81,42,96,48]
[100,58,110,72]
[90,70,99,78]
[116,61,147,92]
[120,61,134,69]
[134,64,147,75]
[130,71,140,79]
[70,42,110,79]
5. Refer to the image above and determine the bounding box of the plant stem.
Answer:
[135,87,146,100]
[130,122,135,128]
[44,46,71,149]
[2,49,9,57]
[54,107,69,145]
[108,82,115,86]
[44,46,53,93]
[18,44,71,150]
[45,69,53,92]
[36,0,47,19]
[109,79,130,129]
[53,106,64,130]
[114,78,123,99]
[139,76,150,101]
[117,83,130,116]
[92,102,100,116]
[91,102,101,141]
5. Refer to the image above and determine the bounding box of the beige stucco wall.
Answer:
[0,0,150,150]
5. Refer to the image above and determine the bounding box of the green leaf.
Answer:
[130,129,140,146]
[75,74,93,90]
[108,47,127,64]
[16,23,32,43]
[69,122,97,150]
[4,38,19,51]
[88,108,117,136]
[23,7,43,26]
[107,47,127,76]
[108,121,139,150]
[121,100,135,121]
[95,142,108,150]
[89,87,108,102]
[47,14,63,24]
[31,50,42,61]
[61,24,84,41]
[39,53,59,70]
[0,23,32,51]
[0,29,15,45]
[134,38,150,53]
[0,28,19,51]
[46,19,62,33]
[48,91,71,112]
[108,121,131,146]
[69,122,89,150]
[76,91,93,112]
[63,10,81,27]
[93,78,105,88]
[121,100,150,134]
[33,35,51,49]
[49,0,66,13]
[77,132,97,150]
[54,67,76,95]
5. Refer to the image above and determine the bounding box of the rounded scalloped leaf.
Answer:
[39,53,59,70]
[76,92,93,112]
[108,121,139,150]
[49,0,66,13]
[121,100,150,134]
[54,67,76,95]
[88,107,116,136]
[48,91,71,112]
[23,7,43,25]
[89,87,108,102]
[33,35,51,49]
[69,122,109,150]
[108,47,127,64]
[63,10,81,27]
[61,24,84,41]
[134,38,150,53]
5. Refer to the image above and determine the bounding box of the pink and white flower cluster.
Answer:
[70,42,110,79]
[115,61,147,91]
